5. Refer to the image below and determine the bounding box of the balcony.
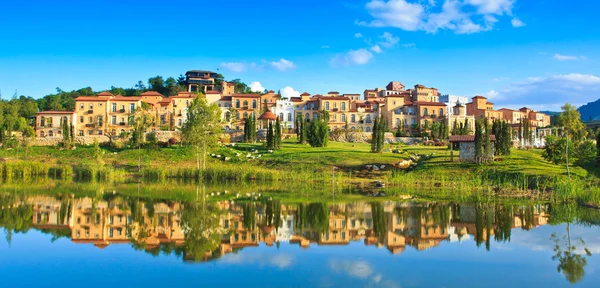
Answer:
[119,109,125,113]
[119,122,126,126]
[86,110,94,114]
[85,123,95,128]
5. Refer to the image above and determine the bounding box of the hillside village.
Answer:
[33,69,551,146]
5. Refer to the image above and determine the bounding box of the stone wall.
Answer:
[153,131,182,143]
[75,135,110,145]
[32,137,63,147]
[459,142,475,162]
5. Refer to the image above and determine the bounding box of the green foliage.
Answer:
[181,97,222,170]
[484,117,492,159]
[557,103,588,141]
[274,117,282,150]
[266,121,274,150]
[543,135,574,165]
[574,141,596,167]
[307,111,329,148]
[474,118,484,163]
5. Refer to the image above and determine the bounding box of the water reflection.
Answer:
[0,192,598,285]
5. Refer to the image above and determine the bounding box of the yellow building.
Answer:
[34,111,76,138]
[74,93,111,136]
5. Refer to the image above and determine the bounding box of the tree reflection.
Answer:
[181,201,223,262]
[550,224,592,284]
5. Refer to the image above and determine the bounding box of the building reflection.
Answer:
[7,195,551,261]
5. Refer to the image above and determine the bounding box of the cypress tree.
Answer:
[464,120,470,135]
[596,131,600,162]
[295,115,301,139]
[377,116,386,153]
[251,114,257,143]
[301,118,308,144]
[503,121,512,155]
[371,116,379,153]
[266,121,274,150]
[275,117,282,149]
[243,117,248,142]
[484,117,492,161]
[452,120,458,135]
[474,118,483,164]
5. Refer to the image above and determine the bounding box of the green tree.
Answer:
[371,116,379,153]
[543,135,575,165]
[181,97,222,171]
[474,118,484,164]
[597,132,600,163]
[574,141,597,167]
[484,117,492,161]
[274,117,282,150]
[266,121,274,150]
[557,103,587,142]
[307,111,329,147]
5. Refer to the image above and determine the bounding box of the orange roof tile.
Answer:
[140,91,163,96]
[75,96,110,102]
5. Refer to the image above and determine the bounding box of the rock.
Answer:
[366,165,372,169]
[380,165,385,169]
[224,157,230,161]
[373,165,379,171]
[267,150,273,153]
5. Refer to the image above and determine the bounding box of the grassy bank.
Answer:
[0,139,598,205]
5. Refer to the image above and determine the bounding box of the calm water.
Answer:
[1,191,599,287]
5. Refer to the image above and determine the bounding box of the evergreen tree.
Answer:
[371,116,379,153]
[295,115,301,139]
[301,117,308,144]
[464,120,470,135]
[378,116,386,152]
[484,117,492,161]
[243,117,249,143]
[250,113,257,143]
[452,120,459,135]
[266,121,274,150]
[307,111,329,147]
[474,118,483,164]
[396,124,403,137]
[502,121,512,155]
[596,131,600,162]
[274,117,282,150]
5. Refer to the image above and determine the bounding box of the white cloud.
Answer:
[465,0,514,15]
[379,31,400,47]
[511,18,525,27]
[329,260,373,279]
[355,32,364,38]
[361,0,518,34]
[361,0,425,31]
[331,49,374,66]
[371,44,383,53]
[220,62,246,73]
[270,58,296,71]
[321,45,330,49]
[484,73,600,110]
[553,53,580,61]
[280,86,300,98]
[249,81,266,93]
[485,89,499,99]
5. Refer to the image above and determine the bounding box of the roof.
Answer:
[449,135,496,142]
[226,82,235,86]
[321,96,350,101]
[219,96,232,101]
[97,91,114,96]
[258,110,277,120]
[140,91,163,96]
[36,110,75,115]
[472,95,487,100]
[232,94,261,98]
[186,70,216,74]
[111,96,142,102]
[290,97,302,102]
[205,91,221,94]
[327,91,339,94]
[300,92,311,96]
[407,101,447,107]
[75,96,110,102]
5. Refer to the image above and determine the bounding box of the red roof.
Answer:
[219,96,232,101]
[472,95,487,100]
[408,101,447,107]
[449,135,496,142]
[321,96,350,101]
[140,91,163,96]
[232,94,261,98]
[36,110,75,115]
[75,96,110,102]
[290,97,302,102]
[258,110,277,120]
[300,92,310,96]
[206,91,221,94]
[97,91,114,96]
[111,96,142,101]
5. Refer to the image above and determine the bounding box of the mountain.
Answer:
[578,99,600,121]
[539,110,560,117]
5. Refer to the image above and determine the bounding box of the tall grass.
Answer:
[0,161,50,182]
[73,163,126,183]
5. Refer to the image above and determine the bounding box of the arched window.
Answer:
[120,129,125,135]
[351,114,356,123]
[350,127,356,131]
[287,113,292,121]
[341,102,346,111]
[366,115,372,123]
[279,113,284,121]
[396,119,400,127]
[423,108,428,116]
[313,113,318,120]
[243,112,249,119]
[49,131,54,137]
[252,100,257,109]
[366,127,371,132]
[305,113,310,121]
[325,102,330,110]
[225,112,231,122]
[236,100,240,108]
[40,116,45,127]
[341,114,346,122]
[178,119,182,126]
[243,100,248,108]
[439,108,444,116]
[40,131,45,137]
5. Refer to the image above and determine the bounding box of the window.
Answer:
[334,102,337,108]
[287,113,292,121]
[80,116,84,123]
[351,114,356,123]
[112,103,116,112]
[439,108,444,116]
[120,105,125,112]
[313,113,318,120]
[178,119,182,126]
[97,130,103,135]
[88,117,92,123]
[305,113,310,120]
[325,102,330,110]
[225,112,231,122]
[130,103,135,113]
[279,113,284,121]
[80,104,84,110]
[78,130,84,136]
[341,114,346,122]
[423,108,428,116]
[40,131,45,137]
[111,116,117,125]
[252,100,257,109]
[396,119,400,127]
[411,118,416,125]
[341,102,346,111]
[89,104,93,110]
[243,100,248,108]
[365,115,372,123]
[243,112,248,119]
[366,127,371,132]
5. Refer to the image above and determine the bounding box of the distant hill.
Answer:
[578,99,600,121]
[539,110,559,116]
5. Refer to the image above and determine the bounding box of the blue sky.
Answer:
[1,0,599,110]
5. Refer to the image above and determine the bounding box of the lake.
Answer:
[0,189,599,287]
